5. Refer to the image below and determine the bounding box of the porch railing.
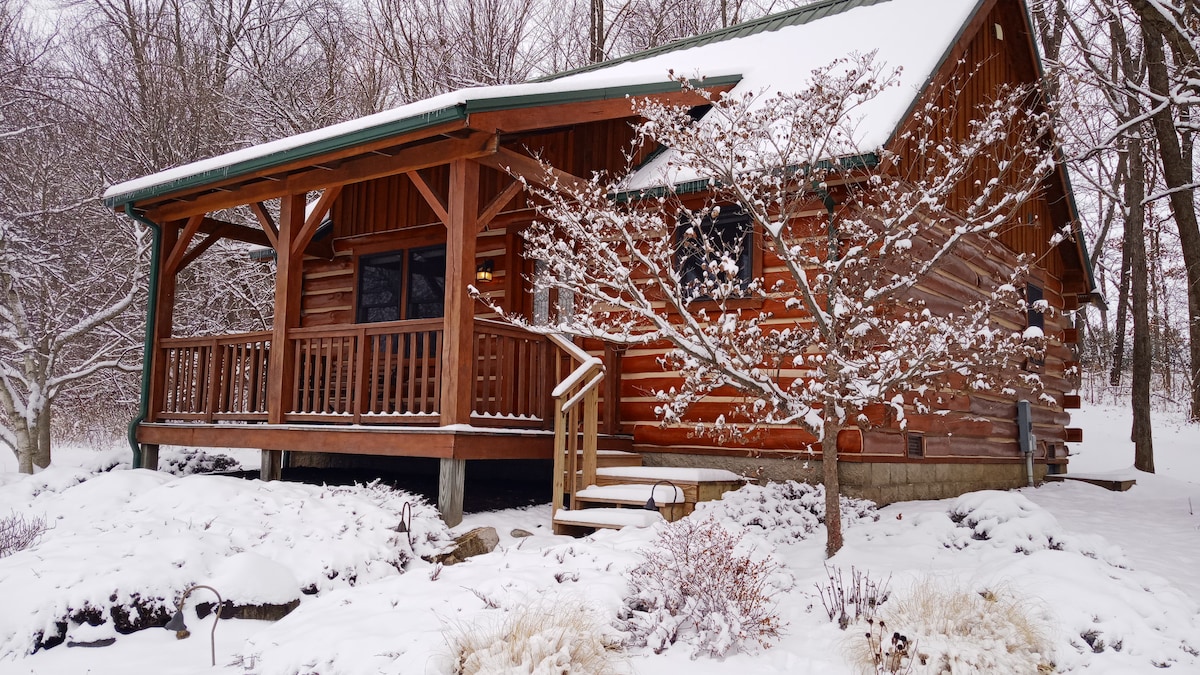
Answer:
[155,319,556,428]
[158,332,272,422]
[288,319,444,422]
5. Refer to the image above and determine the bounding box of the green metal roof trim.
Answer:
[534,0,891,83]
[612,152,881,202]
[103,75,742,209]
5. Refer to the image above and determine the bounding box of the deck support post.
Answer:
[438,458,466,526]
[260,449,282,481]
[141,444,159,470]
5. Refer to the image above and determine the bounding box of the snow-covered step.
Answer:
[596,466,742,482]
[575,483,687,505]
[574,483,692,520]
[592,466,746,504]
[552,507,665,531]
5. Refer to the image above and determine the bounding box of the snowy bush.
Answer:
[945,491,1129,567]
[693,480,879,545]
[160,448,242,476]
[0,512,46,558]
[446,600,627,675]
[620,516,789,657]
[0,472,453,657]
[848,581,1054,674]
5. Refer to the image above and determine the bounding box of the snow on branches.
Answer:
[483,53,1058,555]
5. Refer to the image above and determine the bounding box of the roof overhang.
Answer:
[104,75,743,212]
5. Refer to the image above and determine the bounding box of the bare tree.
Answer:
[0,2,147,471]
[488,59,1055,556]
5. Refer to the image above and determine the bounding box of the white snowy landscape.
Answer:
[0,401,1196,675]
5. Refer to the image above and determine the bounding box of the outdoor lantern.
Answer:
[643,480,681,511]
[476,259,494,283]
[164,584,224,667]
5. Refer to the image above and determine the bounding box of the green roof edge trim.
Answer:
[611,152,880,202]
[104,75,743,209]
[534,0,889,84]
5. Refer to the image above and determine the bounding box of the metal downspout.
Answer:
[124,205,162,470]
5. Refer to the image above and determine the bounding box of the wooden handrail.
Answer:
[160,331,272,348]
[549,332,605,515]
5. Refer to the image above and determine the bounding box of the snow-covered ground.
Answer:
[0,402,1196,674]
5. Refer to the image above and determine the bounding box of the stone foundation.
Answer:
[639,452,1048,506]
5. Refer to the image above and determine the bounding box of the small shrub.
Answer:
[620,516,788,657]
[446,600,626,675]
[160,448,241,476]
[848,581,1054,674]
[818,565,891,629]
[0,512,47,558]
[694,481,879,545]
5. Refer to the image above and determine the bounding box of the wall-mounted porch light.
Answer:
[476,259,495,283]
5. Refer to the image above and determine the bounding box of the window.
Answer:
[356,245,446,323]
[1025,284,1044,332]
[906,432,925,459]
[675,206,753,299]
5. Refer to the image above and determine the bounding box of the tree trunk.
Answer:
[1110,222,1134,386]
[821,426,843,557]
[1127,136,1155,472]
[1142,17,1200,422]
[34,406,51,469]
[589,0,604,63]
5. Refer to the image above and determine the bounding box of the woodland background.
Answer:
[0,0,1196,467]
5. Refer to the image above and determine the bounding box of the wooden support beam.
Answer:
[175,232,222,272]
[438,458,466,526]
[141,444,160,471]
[261,449,282,481]
[250,202,279,249]
[267,193,307,426]
[440,159,480,426]
[466,84,736,133]
[1065,427,1084,443]
[477,180,523,231]
[291,185,342,256]
[147,133,499,222]
[406,170,450,224]
[476,147,589,194]
[163,214,206,276]
[146,222,179,425]
[1062,394,1082,409]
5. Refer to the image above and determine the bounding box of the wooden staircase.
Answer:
[547,335,744,535]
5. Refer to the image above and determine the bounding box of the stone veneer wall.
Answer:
[638,452,1049,506]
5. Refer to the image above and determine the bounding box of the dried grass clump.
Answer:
[848,581,1054,674]
[446,600,627,675]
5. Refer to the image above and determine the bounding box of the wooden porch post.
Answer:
[438,159,479,524]
[438,458,467,527]
[263,193,306,481]
[142,222,180,470]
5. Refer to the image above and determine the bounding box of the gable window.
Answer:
[1025,284,1044,332]
[356,244,446,323]
[675,206,753,298]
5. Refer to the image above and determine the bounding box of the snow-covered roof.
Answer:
[103,0,984,207]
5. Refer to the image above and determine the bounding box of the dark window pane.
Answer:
[1026,284,1044,330]
[675,207,753,298]
[406,244,446,319]
[357,252,404,323]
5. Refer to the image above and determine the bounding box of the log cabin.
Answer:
[105,0,1097,529]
